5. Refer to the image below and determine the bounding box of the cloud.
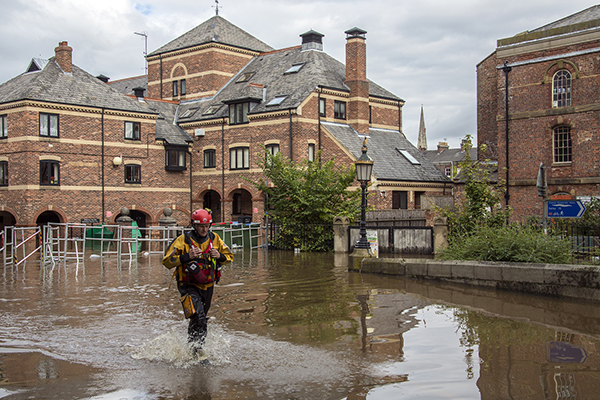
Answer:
[0,0,596,149]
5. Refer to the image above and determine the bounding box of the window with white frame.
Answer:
[125,164,141,184]
[553,126,572,163]
[230,147,249,170]
[553,70,571,108]
[308,143,315,162]
[265,144,279,156]
[125,121,141,140]
[40,160,59,185]
[39,113,59,137]
[172,81,178,97]
[180,79,186,95]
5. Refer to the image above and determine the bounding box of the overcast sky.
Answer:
[1,0,597,149]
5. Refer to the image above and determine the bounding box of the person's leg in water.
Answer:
[179,283,214,350]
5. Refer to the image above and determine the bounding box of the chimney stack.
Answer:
[54,41,73,74]
[133,87,146,100]
[437,142,449,154]
[300,30,324,51]
[344,28,369,135]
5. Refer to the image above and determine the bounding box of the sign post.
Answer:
[546,200,586,218]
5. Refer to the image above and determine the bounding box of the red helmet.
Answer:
[192,209,212,224]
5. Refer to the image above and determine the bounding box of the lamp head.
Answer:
[355,138,373,182]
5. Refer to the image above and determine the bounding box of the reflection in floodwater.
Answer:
[0,249,599,399]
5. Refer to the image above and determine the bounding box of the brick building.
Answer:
[477,5,600,222]
[0,15,450,230]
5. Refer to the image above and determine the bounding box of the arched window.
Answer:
[552,70,571,108]
[553,126,572,163]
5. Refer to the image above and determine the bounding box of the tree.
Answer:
[439,135,510,240]
[250,149,361,252]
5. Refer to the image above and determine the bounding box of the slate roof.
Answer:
[148,16,274,57]
[108,75,148,96]
[422,147,476,166]
[531,5,600,32]
[145,100,193,146]
[322,122,450,183]
[177,45,402,123]
[0,57,191,146]
[0,58,154,115]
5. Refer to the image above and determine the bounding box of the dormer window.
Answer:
[229,102,257,124]
[284,63,304,74]
[237,72,255,83]
[266,95,287,107]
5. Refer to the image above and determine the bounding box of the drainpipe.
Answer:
[502,61,512,215]
[289,109,293,161]
[101,108,105,223]
[189,138,193,218]
[398,101,402,133]
[159,55,163,99]
[222,117,226,222]
[317,86,322,158]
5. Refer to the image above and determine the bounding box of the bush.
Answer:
[438,224,574,264]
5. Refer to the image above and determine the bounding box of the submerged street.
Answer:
[0,249,599,399]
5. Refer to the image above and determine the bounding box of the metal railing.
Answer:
[2,222,266,267]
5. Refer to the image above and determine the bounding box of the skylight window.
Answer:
[237,72,255,83]
[266,95,287,106]
[397,148,421,165]
[180,108,198,118]
[203,105,222,115]
[284,63,305,74]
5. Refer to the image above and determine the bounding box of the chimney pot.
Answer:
[54,41,73,74]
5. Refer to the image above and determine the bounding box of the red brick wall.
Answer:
[477,34,600,222]
[147,45,255,100]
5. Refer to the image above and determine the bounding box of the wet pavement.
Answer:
[0,248,599,399]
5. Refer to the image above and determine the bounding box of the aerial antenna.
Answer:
[213,0,221,16]
[134,31,148,75]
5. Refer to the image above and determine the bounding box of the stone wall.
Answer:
[350,257,600,302]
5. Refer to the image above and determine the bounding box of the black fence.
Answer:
[549,219,600,262]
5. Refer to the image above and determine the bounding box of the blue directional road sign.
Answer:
[547,200,586,218]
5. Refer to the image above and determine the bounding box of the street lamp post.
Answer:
[354,139,374,250]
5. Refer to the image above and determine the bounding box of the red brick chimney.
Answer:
[345,27,369,135]
[54,41,73,73]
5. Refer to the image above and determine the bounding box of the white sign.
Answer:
[366,230,378,258]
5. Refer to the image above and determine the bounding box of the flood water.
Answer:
[1,248,600,399]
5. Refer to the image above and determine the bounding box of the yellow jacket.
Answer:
[162,230,233,290]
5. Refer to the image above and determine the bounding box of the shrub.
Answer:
[438,224,574,264]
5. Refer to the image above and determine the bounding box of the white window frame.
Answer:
[552,70,571,108]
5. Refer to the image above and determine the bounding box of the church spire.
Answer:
[417,105,427,151]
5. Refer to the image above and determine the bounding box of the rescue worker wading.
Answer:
[162,209,233,352]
